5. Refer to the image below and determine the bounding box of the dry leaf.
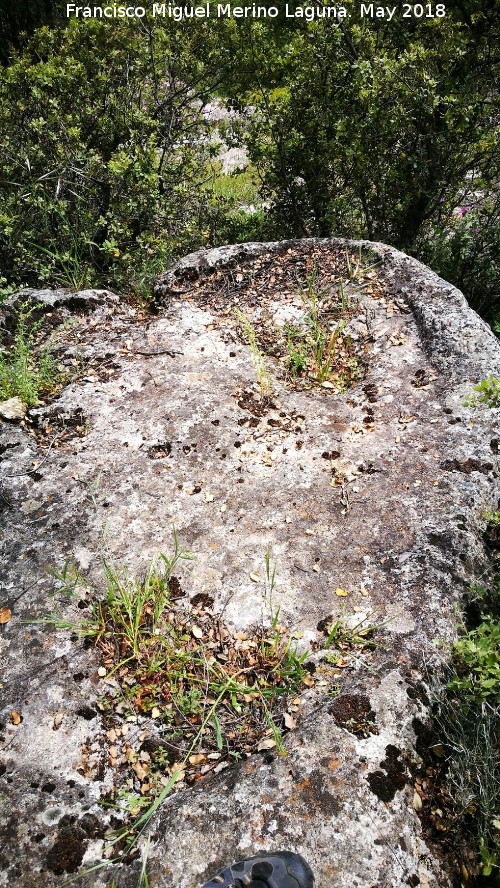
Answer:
[321,381,335,389]
[250,573,260,583]
[413,790,423,811]
[205,492,214,503]
[0,607,12,624]
[171,762,186,782]
[284,713,296,730]
[151,707,161,718]
[335,587,347,597]
[11,710,21,725]
[189,753,206,765]
[97,666,107,677]
[303,673,314,687]
[133,762,149,781]
[192,626,203,639]
[257,738,276,751]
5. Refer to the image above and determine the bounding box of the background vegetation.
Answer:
[0,0,498,321]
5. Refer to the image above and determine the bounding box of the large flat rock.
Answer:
[1,239,499,888]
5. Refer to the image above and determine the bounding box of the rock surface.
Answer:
[0,397,27,421]
[1,238,499,888]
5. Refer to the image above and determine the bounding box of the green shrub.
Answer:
[222,5,500,324]
[465,375,500,409]
[418,202,500,326]
[449,617,500,704]
[0,18,229,295]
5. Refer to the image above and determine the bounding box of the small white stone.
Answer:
[0,397,27,420]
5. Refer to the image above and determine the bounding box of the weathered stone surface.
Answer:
[0,397,27,421]
[0,288,119,339]
[1,238,499,888]
[3,287,119,314]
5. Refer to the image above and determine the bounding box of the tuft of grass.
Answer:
[284,264,358,389]
[41,534,310,867]
[235,307,273,396]
[426,568,500,878]
[482,508,500,529]
[320,605,388,668]
[0,301,61,405]
[208,163,261,207]
[30,204,96,290]
[429,681,500,879]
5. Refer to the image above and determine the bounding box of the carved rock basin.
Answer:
[1,238,499,888]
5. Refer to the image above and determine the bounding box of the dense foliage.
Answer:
[0,2,498,321]
[0,0,61,64]
[0,18,237,295]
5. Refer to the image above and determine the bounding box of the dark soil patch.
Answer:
[329,693,377,737]
[147,442,172,459]
[367,745,407,802]
[46,831,87,875]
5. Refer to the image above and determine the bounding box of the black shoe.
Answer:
[201,851,315,888]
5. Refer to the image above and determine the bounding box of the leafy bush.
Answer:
[449,617,500,704]
[465,376,500,409]
[0,18,230,295]
[0,0,61,64]
[418,200,500,326]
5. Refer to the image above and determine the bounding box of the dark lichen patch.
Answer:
[329,694,377,737]
[190,591,214,608]
[237,389,274,417]
[368,745,407,803]
[317,614,333,633]
[368,771,398,803]
[46,829,87,875]
[76,705,97,720]
[440,457,494,475]
[362,382,378,402]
